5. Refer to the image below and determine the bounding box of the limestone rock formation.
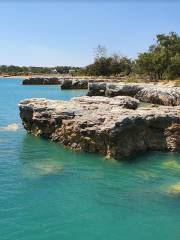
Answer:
[73,96,139,109]
[19,96,180,159]
[135,86,180,106]
[87,82,107,96]
[22,77,61,85]
[61,79,88,89]
[105,83,146,97]
[87,82,180,106]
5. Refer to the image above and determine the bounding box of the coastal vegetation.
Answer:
[135,32,180,80]
[76,45,133,77]
[78,32,180,81]
[1,32,180,81]
[0,65,80,76]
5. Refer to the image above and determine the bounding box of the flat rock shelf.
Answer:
[19,96,180,159]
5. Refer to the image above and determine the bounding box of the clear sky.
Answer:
[0,1,180,67]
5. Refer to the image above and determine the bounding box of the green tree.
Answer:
[166,53,180,79]
[135,32,180,80]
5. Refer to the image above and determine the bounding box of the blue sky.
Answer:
[0,1,179,67]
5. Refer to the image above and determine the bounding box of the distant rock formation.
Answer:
[22,77,61,85]
[87,82,180,106]
[61,79,88,89]
[105,83,145,97]
[19,96,180,159]
[88,83,146,97]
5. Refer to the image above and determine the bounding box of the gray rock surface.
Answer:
[87,82,107,96]
[135,86,180,106]
[87,82,180,106]
[105,83,145,97]
[61,79,88,89]
[19,96,180,159]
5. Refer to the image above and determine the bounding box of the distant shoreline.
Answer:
[0,75,179,87]
[0,74,62,79]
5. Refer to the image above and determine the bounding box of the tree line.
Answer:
[76,32,180,80]
[0,65,80,75]
[135,32,180,80]
[1,32,179,80]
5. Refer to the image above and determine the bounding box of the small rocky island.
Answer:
[19,83,180,159]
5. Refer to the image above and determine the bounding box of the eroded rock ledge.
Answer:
[88,83,180,106]
[19,96,180,159]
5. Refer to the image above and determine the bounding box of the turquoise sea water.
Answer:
[0,78,180,240]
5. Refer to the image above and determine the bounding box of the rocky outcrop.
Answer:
[61,79,88,89]
[87,82,107,96]
[135,86,180,106]
[87,82,180,106]
[105,83,146,97]
[19,96,180,159]
[22,77,61,85]
[88,82,147,97]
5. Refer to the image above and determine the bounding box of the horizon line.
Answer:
[0,0,179,2]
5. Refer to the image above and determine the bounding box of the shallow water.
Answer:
[0,78,180,240]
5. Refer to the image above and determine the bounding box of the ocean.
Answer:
[0,78,180,240]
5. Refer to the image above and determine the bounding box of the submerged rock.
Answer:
[136,170,157,180]
[22,77,61,85]
[166,183,180,197]
[23,161,64,179]
[61,79,88,89]
[32,162,64,176]
[0,123,19,131]
[19,96,180,159]
[163,159,180,170]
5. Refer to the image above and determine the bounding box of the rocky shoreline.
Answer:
[22,77,89,89]
[21,78,180,107]
[19,95,180,159]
